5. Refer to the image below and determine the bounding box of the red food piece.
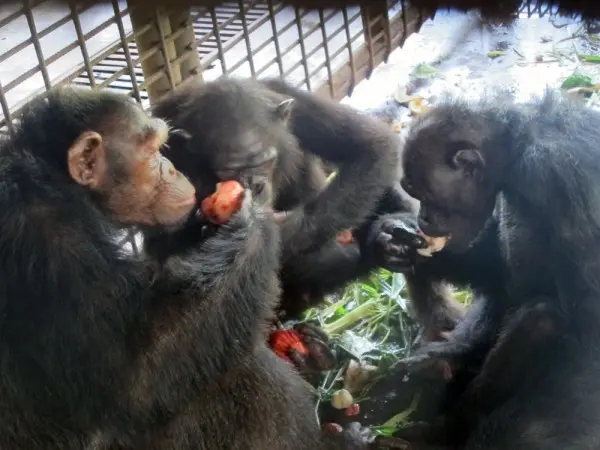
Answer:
[336,229,354,245]
[323,423,344,434]
[344,403,360,417]
[200,180,245,224]
[268,329,309,362]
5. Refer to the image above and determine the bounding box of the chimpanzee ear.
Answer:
[274,98,294,123]
[450,149,485,175]
[67,131,108,190]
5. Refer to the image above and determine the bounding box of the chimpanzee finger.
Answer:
[388,353,446,380]
[384,241,413,258]
[306,342,336,372]
[287,348,309,370]
[294,322,330,342]
[390,226,428,248]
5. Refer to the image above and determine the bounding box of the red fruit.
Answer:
[268,329,309,362]
[200,180,245,224]
[323,423,344,434]
[344,403,360,417]
[336,229,354,245]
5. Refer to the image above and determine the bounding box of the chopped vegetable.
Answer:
[269,329,309,363]
[330,388,354,410]
[200,180,245,224]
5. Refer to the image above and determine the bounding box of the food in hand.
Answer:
[336,229,354,245]
[269,329,309,363]
[200,180,245,224]
[416,231,450,257]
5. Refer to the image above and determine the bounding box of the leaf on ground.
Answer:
[410,63,439,80]
[487,50,505,59]
[561,72,594,89]
[580,55,600,63]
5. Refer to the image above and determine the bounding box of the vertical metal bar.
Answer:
[361,6,375,78]
[169,9,202,83]
[238,0,256,77]
[154,8,176,90]
[210,7,227,75]
[267,0,284,76]
[400,0,408,48]
[294,7,311,91]
[341,7,356,95]
[22,0,52,90]
[69,1,96,88]
[318,9,333,98]
[112,0,142,103]
[383,7,392,61]
[0,81,15,136]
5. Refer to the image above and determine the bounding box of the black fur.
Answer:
[149,77,465,339]
[149,77,399,318]
[398,90,600,449]
[0,87,366,450]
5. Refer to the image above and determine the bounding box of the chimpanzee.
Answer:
[0,86,371,450]
[147,76,466,348]
[390,90,600,449]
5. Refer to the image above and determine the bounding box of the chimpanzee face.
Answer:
[400,109,499,252]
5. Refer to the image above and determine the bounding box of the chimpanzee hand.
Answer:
[387,335,473,383]
[362,212,428,272]
[417,296,466,344]
[324,422,376,450]
[269,322,336,376]
[292,323,336,372]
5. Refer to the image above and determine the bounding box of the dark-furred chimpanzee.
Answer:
[390,90,600,449]
[147,76,466,348]
[0,86,370,450]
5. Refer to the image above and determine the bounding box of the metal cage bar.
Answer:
[0,0,431,135]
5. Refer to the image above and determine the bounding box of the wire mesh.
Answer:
[0,0,431,249]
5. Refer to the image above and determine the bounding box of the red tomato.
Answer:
[200,180,245,224]
[344,403,360,417]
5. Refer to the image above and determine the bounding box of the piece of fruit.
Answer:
[416,231,450,257]
[323,423,344,434]
[330,388,354,410]
[344,403,360,417]
[336,229,354,245]
[393,84,418,104]
[408,97,430,116]
[268,329,309,363]
[200,180,245,224]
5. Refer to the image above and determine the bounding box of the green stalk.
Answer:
[323,299,379,335]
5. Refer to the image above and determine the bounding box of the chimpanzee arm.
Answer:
[260,78,400,264]
[279,242,373,317]
[278,183,420,317]
[131,193,280,414]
